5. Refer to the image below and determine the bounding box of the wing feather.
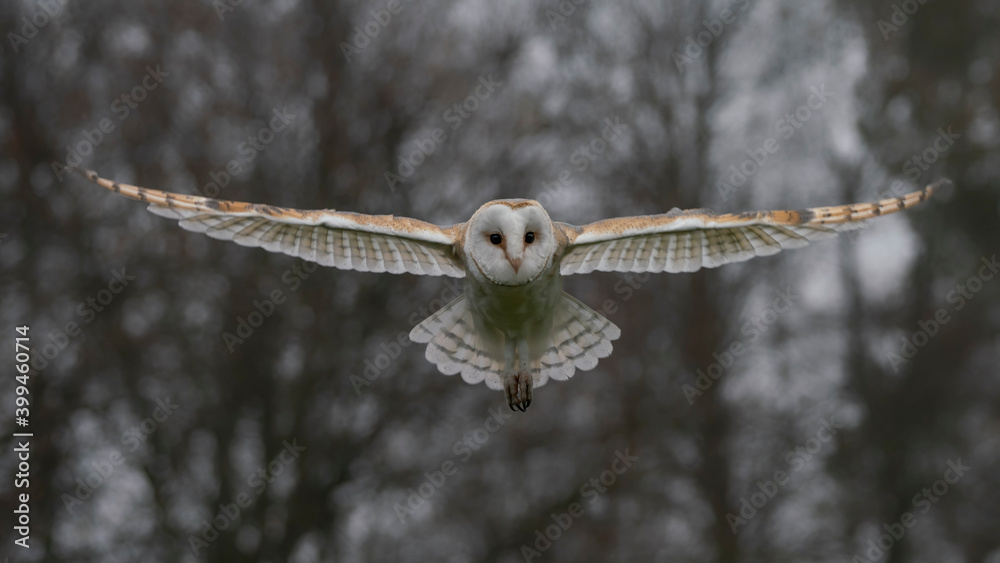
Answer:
[75,168,465,277]
[557,181,945,275]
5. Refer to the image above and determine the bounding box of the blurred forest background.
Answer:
[1,0,998,561]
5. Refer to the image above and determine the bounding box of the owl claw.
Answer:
[524,376,532,409]
[504,372,533,412]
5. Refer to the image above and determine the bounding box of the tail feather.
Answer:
[536,294,620,387]
[410,296,505,390]
[410,293,621,392]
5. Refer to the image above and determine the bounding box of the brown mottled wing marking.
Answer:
[558,181,946,275]
[75,168,465,277]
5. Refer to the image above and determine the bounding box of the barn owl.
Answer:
[75,168,944,411]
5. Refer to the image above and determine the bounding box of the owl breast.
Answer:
[464,259,563,342]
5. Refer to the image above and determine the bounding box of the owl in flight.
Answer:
[75,168,943,411]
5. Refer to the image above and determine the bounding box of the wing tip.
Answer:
[924,178,953,200]
[70,166,115,191]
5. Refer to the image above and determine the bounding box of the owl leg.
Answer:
[502,338,532,412]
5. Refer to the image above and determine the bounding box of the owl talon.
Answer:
[521,372,532,409]
[504,377,519,411]
[503,372,533,412]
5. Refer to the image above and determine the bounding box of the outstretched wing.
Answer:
[75,168,465,277]
[557,181,946,275]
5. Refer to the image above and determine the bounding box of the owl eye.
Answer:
[489,233,502,245]
[524,232,535,244]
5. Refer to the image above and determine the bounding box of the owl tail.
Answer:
[535,294,621,388]
[409,293,621,392]
[409,295,507,390]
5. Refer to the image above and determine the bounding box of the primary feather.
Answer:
[557,181,946,275]
[74,167,464,277]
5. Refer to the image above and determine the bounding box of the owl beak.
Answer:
[507,256,522,274]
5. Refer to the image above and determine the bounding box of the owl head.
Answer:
[466,200,558,286]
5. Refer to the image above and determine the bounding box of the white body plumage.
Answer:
[411,200,619,410]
